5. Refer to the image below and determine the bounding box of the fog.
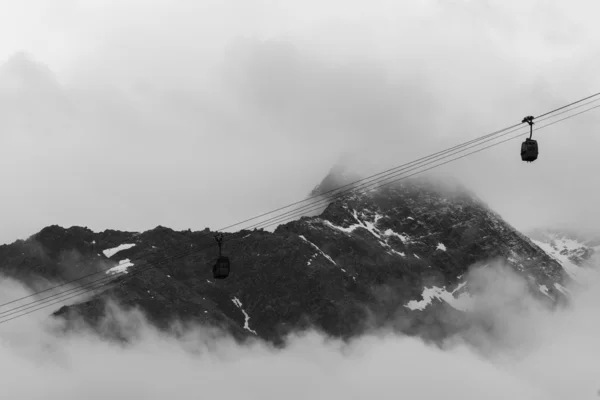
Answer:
[1,0,600,244]
[0,259,597,398]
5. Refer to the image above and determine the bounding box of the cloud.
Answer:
[0,259,599,398]
[1,0,600,244]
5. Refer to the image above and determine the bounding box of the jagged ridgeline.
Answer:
[0,167,569,344]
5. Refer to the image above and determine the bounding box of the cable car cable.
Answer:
[211,91,600,234]
[2,99,599,323]
[252,102,600,230]
[241,97,600,230]
[7,92,599,305]
[0,96,599,324]
[535,91,600,119]
[1,98,598,323]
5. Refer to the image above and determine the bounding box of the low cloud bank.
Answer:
[0,260,598,399]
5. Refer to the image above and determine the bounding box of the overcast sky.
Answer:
[1,0,600,244]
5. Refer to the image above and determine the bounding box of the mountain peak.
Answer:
[0,177,574,345]
[309,153,370,198]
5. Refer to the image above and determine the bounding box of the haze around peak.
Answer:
[2,0,600,243]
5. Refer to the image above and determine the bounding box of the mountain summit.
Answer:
[0,172,572,344]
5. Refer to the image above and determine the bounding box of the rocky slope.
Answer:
[526,227,600,283]
[0,170,572,344]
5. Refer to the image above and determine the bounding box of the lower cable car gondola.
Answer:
[521,115,538,163]
[212,233,230,279]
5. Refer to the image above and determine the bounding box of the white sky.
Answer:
[1,0,600,243]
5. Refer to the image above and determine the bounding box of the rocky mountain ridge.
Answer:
[0,173,573,344]
[526,227,600,283]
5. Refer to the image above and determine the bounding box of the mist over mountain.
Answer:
[3,0,600,396]
[0,163,573,343]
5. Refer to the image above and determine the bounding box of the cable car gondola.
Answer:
[212,233,230,279]
[521,115,538,162]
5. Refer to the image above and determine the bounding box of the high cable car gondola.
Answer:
[521,115,538,162]
[212,233,230,279]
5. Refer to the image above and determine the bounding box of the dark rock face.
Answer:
[0,173,569,345]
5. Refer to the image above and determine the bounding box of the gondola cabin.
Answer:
[213,256,230,279]
[521,138,538,162]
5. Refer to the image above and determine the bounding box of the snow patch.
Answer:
[453,281,467,293]
[405,284,472,312]
[323,220,358,235]
[388,249,406,257]
[103,243,136,258]
[106,259,134,275]
[231,297,257,335]
[299,235,337,265]
[554,282,570,296]
[383,229,412,243]
[532,239,589,283]
[538,285,553,299]
[352,211,384,240]
[322,209,411,259]
[323,209,383,240]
